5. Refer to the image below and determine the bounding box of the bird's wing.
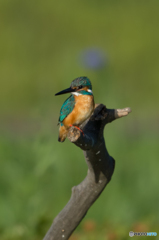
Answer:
[58,95,75,123]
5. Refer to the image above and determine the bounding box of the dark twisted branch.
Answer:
[43,104,131,240]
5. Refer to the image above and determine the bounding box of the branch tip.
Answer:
[115,107,132,118]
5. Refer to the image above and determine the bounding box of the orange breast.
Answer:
[63,94,94,127]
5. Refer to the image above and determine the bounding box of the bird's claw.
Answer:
[69,124,84,136]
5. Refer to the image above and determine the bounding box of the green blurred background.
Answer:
[0,1,159,239]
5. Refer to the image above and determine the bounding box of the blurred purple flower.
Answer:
[80,48,107,70]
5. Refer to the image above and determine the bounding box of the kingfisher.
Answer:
[55,77,95,142]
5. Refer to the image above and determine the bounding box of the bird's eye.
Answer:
[78,85,83,89]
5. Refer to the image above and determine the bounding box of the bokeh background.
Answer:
[0,1,159,239]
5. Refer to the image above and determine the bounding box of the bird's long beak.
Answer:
[55,87,75,96]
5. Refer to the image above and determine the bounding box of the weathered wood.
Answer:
[43,104,131,240]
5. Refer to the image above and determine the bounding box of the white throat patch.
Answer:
[72,89,93,96]
[72,92,82,96]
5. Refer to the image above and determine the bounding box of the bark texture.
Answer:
[43,104,131,240]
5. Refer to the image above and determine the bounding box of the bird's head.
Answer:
[55,77,93,96]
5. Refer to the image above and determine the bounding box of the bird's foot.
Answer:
[69,124,84,136]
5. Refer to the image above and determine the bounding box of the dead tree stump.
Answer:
[43,104,131,240]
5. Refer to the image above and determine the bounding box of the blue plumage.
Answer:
[78,90,93,95]
[71,77,92,90]
[55,76,94,142]
[58,95,75,124]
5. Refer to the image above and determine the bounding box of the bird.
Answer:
[55,77,95,142]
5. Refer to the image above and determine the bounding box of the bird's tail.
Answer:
[58,124,68,142]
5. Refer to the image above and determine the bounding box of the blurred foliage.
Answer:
[0,0,159,239]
